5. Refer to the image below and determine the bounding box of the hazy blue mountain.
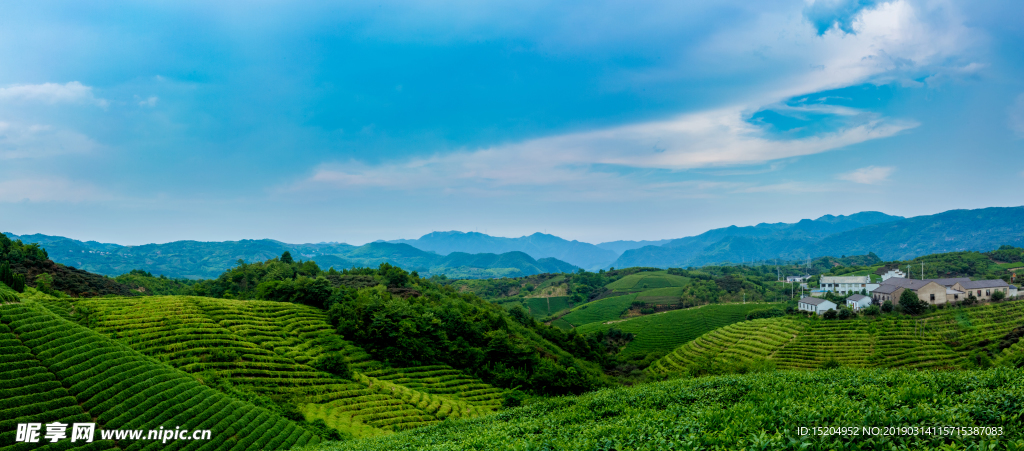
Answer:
[594,239,671,255]
[391,231,618,269]
[613,208,1024,268]
[806,206,1024,261]
[612,211,903,268]
[2,233,579,280]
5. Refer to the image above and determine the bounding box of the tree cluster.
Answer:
[0,262,26,292]
[150,252,610,395]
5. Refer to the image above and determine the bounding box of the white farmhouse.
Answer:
[880,269,907,281]
[819,276,878,295]
[1010,285,1018,298]
[845,294,872,310]
[786,275,810,283]
[798,296,837,315]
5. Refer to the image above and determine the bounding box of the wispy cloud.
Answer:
[288,103,915,198]
[136,96,159,107]
[0,177,112,203]
[839,166,895,184]
[286,0,970,200]
[0,81,108,107]
[0,121,99,159]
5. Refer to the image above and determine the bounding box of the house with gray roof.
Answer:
[871,278,964,305]
[797,296,837,315]
[845,294,871,310]
[952,279,1011,301]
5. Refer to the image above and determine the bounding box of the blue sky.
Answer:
[1,0,1022,245]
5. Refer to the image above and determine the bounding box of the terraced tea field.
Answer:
[316,368,1024,451]
[633,286,686,304]
[577,303,773,357]
[46,296,505,438]
[605,271,688,292]
[559,293,638,326]
[651,300,1024,374]
[0,301,318,450]
[520,296,571,318]
[361,366,504,408]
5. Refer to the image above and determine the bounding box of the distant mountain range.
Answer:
[612,207,1024,268]
[7,206,1022,280]
[0,234,577,280]
[390,231,622,270]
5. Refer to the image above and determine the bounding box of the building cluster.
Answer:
[798,269,1018,315]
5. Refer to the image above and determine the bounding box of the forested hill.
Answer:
[390,231,619,270]
[1,234,577,280]
[613,207,1024,268]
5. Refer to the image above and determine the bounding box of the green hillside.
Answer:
[560,293,638,326]
[312,368,1024,451]
[3,233,579,280]
[58,295,504,438]
[518,296,572,318]
[577,303,773,357]
[0,300,319,450]
[650,299,1024,375]
[605,271,688,291]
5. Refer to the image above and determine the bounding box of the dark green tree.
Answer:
[280,251,295,264]
[0,262,12,287]
[11,274,25,293]
[899,289,926,315]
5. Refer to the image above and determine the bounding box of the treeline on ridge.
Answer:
[120,251,616,395]
[0,234,136,297]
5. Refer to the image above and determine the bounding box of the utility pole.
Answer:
[921,262,924,280]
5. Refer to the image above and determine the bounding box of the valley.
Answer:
[3,224,1024,450]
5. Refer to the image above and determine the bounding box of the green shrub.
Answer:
[822,309,837,320]
[314,352,353,380]
[745,308,784,320]
[965,350,993,369]
[502,389,528,408]
[992,290,1007,302]
[881,301,894,313]
[820,357,841,369]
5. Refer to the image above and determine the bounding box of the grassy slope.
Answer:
[0,300,318,450]
[651,300,1024,374]
[605,271,688,291]
[310,368,1024,451]
[578,303,773,357]
[634,286,686,304]
[560,293,638,326]
[521,296,572,318]
[54,295,505,438]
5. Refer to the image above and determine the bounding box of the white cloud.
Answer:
[137,96,159,107]
[0,81,108,107]
[287,0,965,197]
[291,106,914,195]
[1009,93,1024,138]
[0,177,111,203]
[0,121,99,159]
[839,166,895,184]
